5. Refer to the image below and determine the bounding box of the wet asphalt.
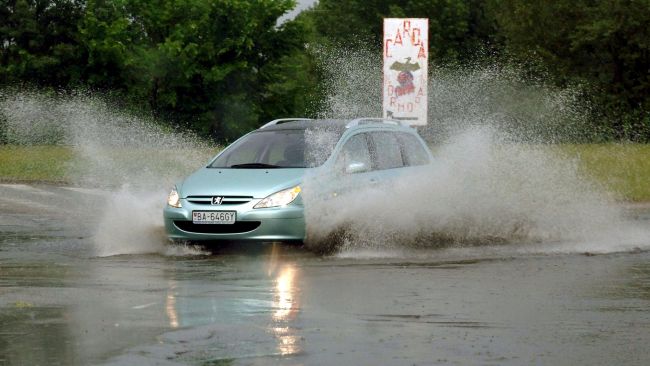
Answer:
[0,183,649,366]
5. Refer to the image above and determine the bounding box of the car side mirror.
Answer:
[345,161,369,174]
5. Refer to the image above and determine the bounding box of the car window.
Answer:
[220,130,305,167]
[398,133,430,166]
[210,129,338,168]
[370,132,404,170]
[210,127,345,168]
[337,133,371,172]
[221,144,259,167]
[266,139,296,166]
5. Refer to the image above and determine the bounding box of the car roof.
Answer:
[258,118,410,133]
[258,119,348,131]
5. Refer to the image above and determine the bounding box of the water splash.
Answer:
[1,54,647,258]
[303,50,649,255]
[304,127,648,254]
[313,46,382,119]
[423,63,594,143]
[1,90,214,256]
[314,47,593,143]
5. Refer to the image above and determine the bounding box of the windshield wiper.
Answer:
[229,163,281,169]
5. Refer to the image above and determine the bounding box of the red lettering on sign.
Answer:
[418,44,427,59]
[394,31,402,46]
[396,103,415,113]
[411,28,421,46]
[385,39,392,57]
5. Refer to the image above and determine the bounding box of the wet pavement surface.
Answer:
[1,184,649,365]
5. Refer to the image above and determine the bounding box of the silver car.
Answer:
[163,118,433,243]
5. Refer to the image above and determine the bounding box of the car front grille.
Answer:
[174,221,261,234]
[186,196,254,205]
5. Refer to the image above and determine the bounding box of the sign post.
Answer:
[383,18,428,125]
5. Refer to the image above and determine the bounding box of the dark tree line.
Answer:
[1,0,649,141]
[1,0,316,140]
[306,0,650,141]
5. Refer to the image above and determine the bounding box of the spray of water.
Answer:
[1,50,647,258]
[0,90,212,256]
[313,47,382,120]
[315,47,593,142]
[303,48,649,256]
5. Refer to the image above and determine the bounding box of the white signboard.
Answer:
[383,18,428,125]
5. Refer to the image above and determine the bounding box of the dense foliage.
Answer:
[1,0,316,140]
[1,0,649,141]
[491,0,650,141]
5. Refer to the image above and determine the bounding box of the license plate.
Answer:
[192,211,236,224]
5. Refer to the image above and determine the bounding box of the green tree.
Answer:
[304,0,496,63]
[79,0,312,140]
[0,0,85,86]
[1,0,315,141]
[491,0,650,141]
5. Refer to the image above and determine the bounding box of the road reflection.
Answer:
[268,244,302,355]
[271,326,300,356]
[165,280,179,328]
[273,265,298,321]
[160,244,303,357]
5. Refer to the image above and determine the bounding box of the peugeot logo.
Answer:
[211,196,224,205]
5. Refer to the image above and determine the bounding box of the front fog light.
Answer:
[167,187,182,208]
[254,185,301,209]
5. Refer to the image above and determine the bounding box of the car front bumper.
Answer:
[163,199,305,242]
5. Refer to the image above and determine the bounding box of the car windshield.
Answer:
[209,129,340,168]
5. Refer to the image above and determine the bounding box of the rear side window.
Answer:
[370,132,404,170]
[398,133,430,166]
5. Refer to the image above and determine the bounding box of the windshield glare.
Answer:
[209,129,338,168]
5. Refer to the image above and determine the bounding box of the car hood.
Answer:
[179,168,306,198]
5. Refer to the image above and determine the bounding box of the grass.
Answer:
[0,145,73,183]
[557,144,650,202]
[0,144,649,201]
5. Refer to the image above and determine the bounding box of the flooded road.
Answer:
[1,183,649,365]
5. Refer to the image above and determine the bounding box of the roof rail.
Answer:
[345,117,403,129]
[260,118,313,129]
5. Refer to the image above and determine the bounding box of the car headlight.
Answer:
[254,185,301,209]
[167,186,182,208]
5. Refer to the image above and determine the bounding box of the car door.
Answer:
[367,131,407,185]
[328,132,375,197]
[396,131,432,175]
